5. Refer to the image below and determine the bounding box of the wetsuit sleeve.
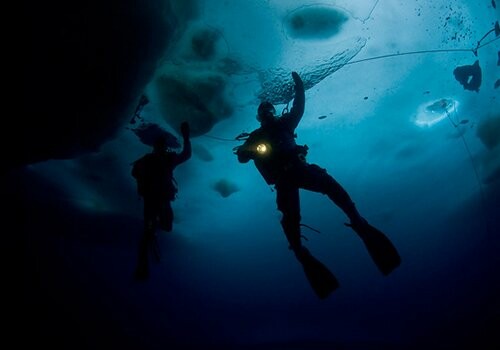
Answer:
[236,138,254,163]
[175,133,192,165]
[283,72,305,130]
[171,122,192,166]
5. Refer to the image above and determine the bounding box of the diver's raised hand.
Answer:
[180,121,190,139]
[292,71,303,88]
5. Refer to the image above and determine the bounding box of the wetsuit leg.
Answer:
[299,164,364,224]
[143,196,159,231]
[135,196,159,279]
[159,200,173,232]
[275,181,302,252]
[277,172,340,297]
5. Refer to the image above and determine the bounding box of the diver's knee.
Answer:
[280,218,303,252]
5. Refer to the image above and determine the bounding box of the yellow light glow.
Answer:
[256,143,268,154]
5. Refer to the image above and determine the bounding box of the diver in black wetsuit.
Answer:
[131,121,191,280]
[235,72,400,298]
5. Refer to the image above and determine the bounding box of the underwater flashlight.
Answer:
[256,143,268,155]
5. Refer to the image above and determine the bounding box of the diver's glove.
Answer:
[180,121,190,139]
[236,146,255,163]
[291,71,303,89]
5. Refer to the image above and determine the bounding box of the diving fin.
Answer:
[296,247,339,299]
[346,221,401,276]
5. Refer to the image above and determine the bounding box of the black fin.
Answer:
[347,222,401,276]
[296,247,339,299]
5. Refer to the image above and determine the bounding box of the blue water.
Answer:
[19,0,499,349]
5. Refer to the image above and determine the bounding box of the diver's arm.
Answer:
[176,122,192,165]
[236,133,258,163]
[285,71,305,130]
[236,142,254,163]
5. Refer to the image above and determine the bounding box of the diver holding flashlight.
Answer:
[235,72,400,299]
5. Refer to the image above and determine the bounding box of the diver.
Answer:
[235,71,401,299]
[131,121,191,280]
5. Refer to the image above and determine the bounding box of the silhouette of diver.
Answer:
[131,121,191,280]
[235,72,401,299]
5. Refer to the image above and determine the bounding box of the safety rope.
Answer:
[209,26,499,142]
[445,107,490,234]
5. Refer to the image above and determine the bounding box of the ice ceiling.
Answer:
[19,0,498,221]
[18,0,500,348]
[20,0,499,178]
